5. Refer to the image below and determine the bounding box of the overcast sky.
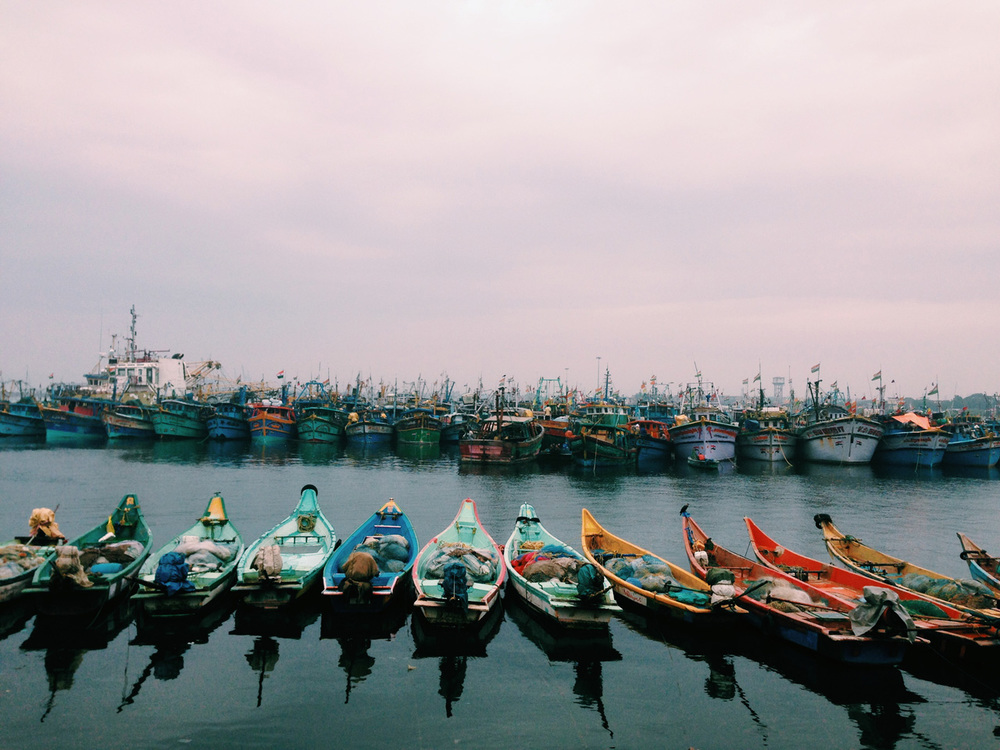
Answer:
[2,2,998,402]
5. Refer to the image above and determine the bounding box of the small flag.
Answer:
[872,371,881,381]
[742,378,748,385]
[753,373,761,382]
[928,384,939,395]
[810,363,820,374]
[830,381,838,390]
[48,373,54,379]
[105,515,115,535]
[694,371,702,379]
[277,370,284,379]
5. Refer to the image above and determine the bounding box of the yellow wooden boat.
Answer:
[580,508,728,623]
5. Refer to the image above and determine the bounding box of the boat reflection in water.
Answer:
[618,609,925,750]
[394,442,441,463]
[410,601,503,717]
[320,596,411,704]
[232,598,322,707]
[505,595,622,740]
[120,601,236,711]
[20,599,136,723]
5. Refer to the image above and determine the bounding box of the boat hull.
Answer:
[943,437,1000,468]
[345,421,394,443]
[0,403,46,437]
[668,420,737,462]
[152,402,210,440]
[295,415,344,444]
[736,428,796,463]
[796,417,884,464]
[103,411,156,439]
[874,429,949,467]
[40,408,107,439]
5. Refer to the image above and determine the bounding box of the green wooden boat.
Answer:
[233,484,336,609]
[28,493,152,617]
[504,503,620,628]
[134,492,244,616]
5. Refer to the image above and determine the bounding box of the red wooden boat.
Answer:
[680,508,911,665]
[745,516,1000,665]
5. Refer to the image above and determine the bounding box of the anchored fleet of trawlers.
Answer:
[2,310,998,471]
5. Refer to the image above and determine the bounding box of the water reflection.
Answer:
[297,442,343,465]
[411,605,503,717]
[394,442,442,464]
[618,609,926,749]
[343,441,394,466]
[871,464,944,481]
[119,602,236,711]
[506,596,621,739]
[21,600,136,722]
[319,599,410,704]
[231,599,321,707]
[738,461,797,477]
[245,441,297,466]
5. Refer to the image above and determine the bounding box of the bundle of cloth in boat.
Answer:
[154,538,240,594]
[0,544,49,580]
[50,540,145,587]
[511,543,584,583]
[423,542,498,583]
[342,535,411,576]
[741,576,829,613]
[590,550,710,606]
[894,573,995,609]
[28,507,63,540]
[251,545,282,581]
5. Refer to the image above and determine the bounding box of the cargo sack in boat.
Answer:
[154,551,195,595]
[576,563,605,601]
[53,546,93,588]
[251,545,282,581]
[341,551,379,602]
[441,561,469,609]
[705,568,735,586]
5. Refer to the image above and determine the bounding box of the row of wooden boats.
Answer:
[7,489,1000,675]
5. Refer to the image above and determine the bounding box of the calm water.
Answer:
[2,440,1000,749]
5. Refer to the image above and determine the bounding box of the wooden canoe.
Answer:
[412,498,505,626]
[504,503,620,628]
[814,514,1000,621]
[28,493,153,617]
[580,508,722,623]
[233,484,336,609]
[322,498,418,612]
[134,493,244,616]
[957,533,1000,596]
[683,510,911,665]
[746,516,1000,662]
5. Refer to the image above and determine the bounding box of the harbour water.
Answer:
[2,440,1000,749]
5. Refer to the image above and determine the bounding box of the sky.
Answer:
[2,2,998,403]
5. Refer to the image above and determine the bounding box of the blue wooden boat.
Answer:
[27,493,153,617]
[233,484,336,608]
[345,408,394,444]
[943,417,1000,468]
[207,401,251,441]
[39,395,111,440]
[873,412,949,467]
[134,493,244,615]
[294,381,348,443]
[152,398,212,439]
[631,419,672,464]
[0,399,46,437]
[322,498,418,611]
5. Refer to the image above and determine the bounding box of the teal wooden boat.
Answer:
[28,493,152,616]
[151,399,212,439]
[394,407,443,446]
[504,503,620,628]
[233,484,336,609]
[412,498,505,626]
[322,498,418,611]
[134,493,244,616]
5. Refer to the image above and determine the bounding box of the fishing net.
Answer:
[0,544,48,579]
